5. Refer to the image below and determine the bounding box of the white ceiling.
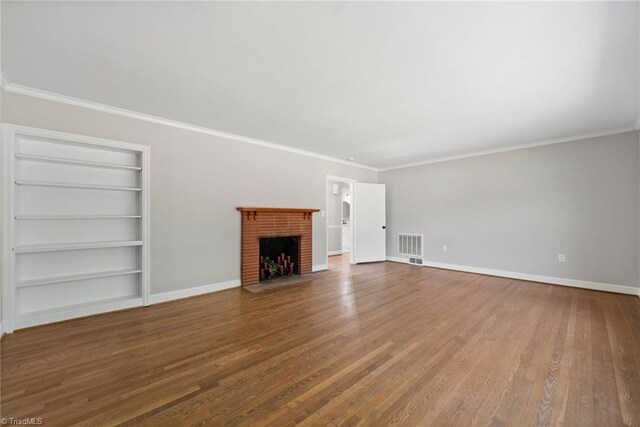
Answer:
[3,2,639,169]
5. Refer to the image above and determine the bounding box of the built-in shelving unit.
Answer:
[3,125,150,332]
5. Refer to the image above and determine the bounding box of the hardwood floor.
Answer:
[2,255,639,426]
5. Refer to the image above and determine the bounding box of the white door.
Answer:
[354,183,386,263]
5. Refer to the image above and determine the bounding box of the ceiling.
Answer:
[2,2,639,169]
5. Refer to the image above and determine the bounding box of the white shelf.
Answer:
[15,180,142,191]
[15,296,144,329]
[17,268,142,288]
[14,240,143,253]
[18,295,141,319]
[15,215,142,220]
[16,153,142,171]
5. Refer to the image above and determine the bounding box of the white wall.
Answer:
[380,131,640,290]
[1,91,378,295]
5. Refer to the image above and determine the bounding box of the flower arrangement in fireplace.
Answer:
[260,254,295,281]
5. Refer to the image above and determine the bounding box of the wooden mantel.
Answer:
[236,207,320,221]
[237,207,320,287]
[236,207,320,213]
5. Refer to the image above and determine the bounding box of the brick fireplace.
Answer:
[237,207,320,287]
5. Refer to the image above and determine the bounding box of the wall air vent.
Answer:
[398,233,423,258]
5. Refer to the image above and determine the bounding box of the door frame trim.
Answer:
[325,175,357,267]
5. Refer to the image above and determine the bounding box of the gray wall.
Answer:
[3,91,638,294]
[1,91,377,294]
[380,131,640,288]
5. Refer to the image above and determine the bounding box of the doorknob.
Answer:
[382,226,386,229]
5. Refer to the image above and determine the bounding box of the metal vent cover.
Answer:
[398,234,423,258]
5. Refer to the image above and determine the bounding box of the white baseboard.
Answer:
[328,250,343,256]
[313,264,328,272]
[0,321,3,336]
[150,279,240,304]
[386,256,639,296]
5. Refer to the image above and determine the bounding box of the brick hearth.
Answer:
[237,207,320,287]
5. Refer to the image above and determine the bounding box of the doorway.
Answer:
[326,176,355,268]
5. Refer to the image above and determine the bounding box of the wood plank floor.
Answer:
[2,255,639,426]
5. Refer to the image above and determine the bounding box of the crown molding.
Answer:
[378,127,639,172]
[3,71,638,173]
[0,76,378,172]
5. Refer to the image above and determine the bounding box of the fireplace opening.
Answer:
[259,236,300,282]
